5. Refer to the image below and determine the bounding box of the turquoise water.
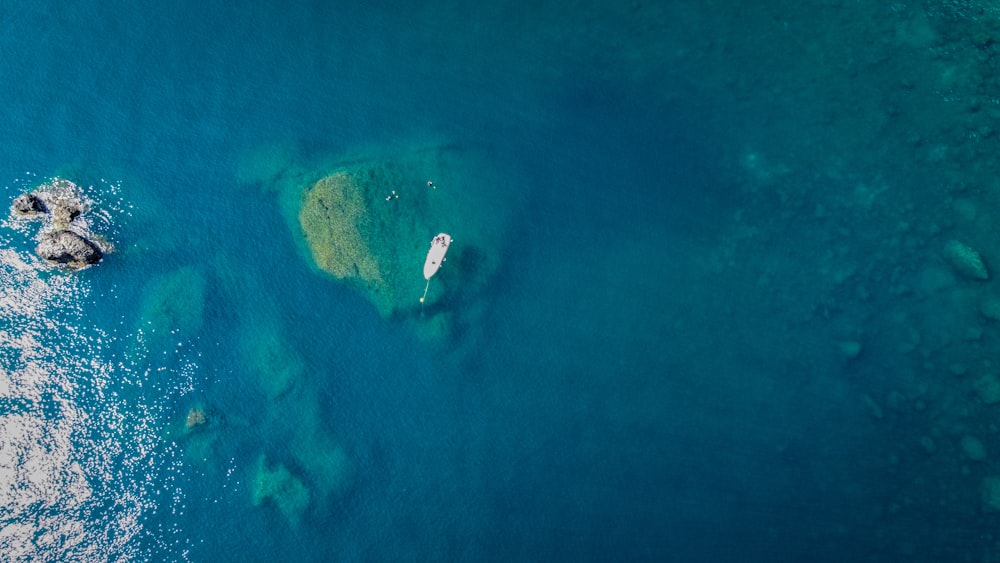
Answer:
[6,1,1000,562]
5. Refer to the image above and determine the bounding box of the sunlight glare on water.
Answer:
[0,177,190,561]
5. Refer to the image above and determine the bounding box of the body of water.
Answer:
[3,2,1000,562]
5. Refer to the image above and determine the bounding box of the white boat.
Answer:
[420,233,452,304]
[423,233,451,280]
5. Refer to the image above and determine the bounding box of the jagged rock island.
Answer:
[12,193,48,215]
[9,178,110,270]
[35,229,103,267]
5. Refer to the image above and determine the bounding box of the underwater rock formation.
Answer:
[293,147,510,325]
[980,294,1000,321]
[185,407,207,430]
[299,172,383,284]
[961,435,988,462]
[250,454,310,526]
[237,142,516,350]
[35,229,103,267]
[973,373,1000,405]
[943,239,989,280]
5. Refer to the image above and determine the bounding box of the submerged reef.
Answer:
[299,172,382,283]
[250,454,311,526]
[943,239,989,281]
[170,402,221,464]
[299,167,410,316]
[270,144,513,339]
[185,406,208,430]
[206,251,354,518]
[291,433,352,503]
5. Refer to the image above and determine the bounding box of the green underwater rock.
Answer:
[250,454,311,526]
[208,253,304,399]
[298,160,424,317]
[184,405,208,431]
[294,145,511,325]
[299,172,382,284]
[236,140,517,346]
[172,403,224,467]
[943,239,989,280]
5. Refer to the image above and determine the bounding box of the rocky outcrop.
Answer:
[10,191,81,224]
[11,193,47,216]
[9,178,109,270]
[35,230,103,267]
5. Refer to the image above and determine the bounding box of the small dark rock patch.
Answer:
[35,229,103,267]
[11,193,47,216]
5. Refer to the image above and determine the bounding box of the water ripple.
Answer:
[0,178,183,561]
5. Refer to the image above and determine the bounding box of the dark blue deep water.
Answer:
[5,1,1000,562]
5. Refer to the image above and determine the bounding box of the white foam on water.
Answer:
[0,177,189,560]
